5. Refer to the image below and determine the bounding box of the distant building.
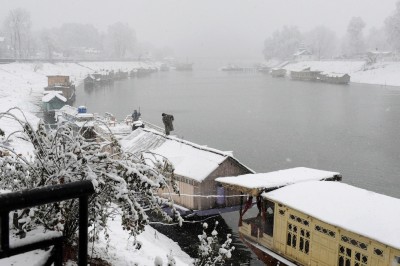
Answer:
[293,49,315,62]
[366,50,393,63]
[0,36,6,57]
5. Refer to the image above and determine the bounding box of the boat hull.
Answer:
[239,233,294,266]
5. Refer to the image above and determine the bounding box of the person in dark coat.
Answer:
[162,113,174,135]
[132,110,141,121]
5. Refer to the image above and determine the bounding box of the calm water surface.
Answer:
[76,66,400,265]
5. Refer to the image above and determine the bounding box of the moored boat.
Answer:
[271,68,286,77]
[220,64,244,71]
[290,67,321,81]
[175,62,193,71]
[317,72,351,84]
[44,75,75,104]
[217,167,400,266]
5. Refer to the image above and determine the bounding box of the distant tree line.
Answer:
[0,7,172,60]
[263,1,400,60]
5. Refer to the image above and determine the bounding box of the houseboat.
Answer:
[175,62,193,71]
[220,64,244,71]
[290,67,322,81]
[317,72,351,84]
[44,75,75,104]
[42,91,67,116]
[84,72,114,88]
[271,68,287,78]
[120,127,254,213]
[55,105,96,139]
[217,168,400,266]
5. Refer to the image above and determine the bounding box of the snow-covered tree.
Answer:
[194,221,235,266]
[385,1,400,52]
[366,27,389,52]
[0,108,182,247]
[105,22,136,58]
[343,17,366,57]
[3,8,32,58]
[304,26,337,60]
[263,26,302,60]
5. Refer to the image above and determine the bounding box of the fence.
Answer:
[0,180,94,266]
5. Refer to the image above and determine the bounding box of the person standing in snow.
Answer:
[162,113,174,135]
[132,109,141,121]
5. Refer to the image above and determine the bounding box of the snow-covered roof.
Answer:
[319,72,350,78]
[120,128,254,182]
[41,91,67,103]
[216,167,340,193]
[58,105,78,116]
[263,181,400,250]
[293,49,312,56]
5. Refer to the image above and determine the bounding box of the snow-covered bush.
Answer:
[0,108,182,246]
[194,221,235,266]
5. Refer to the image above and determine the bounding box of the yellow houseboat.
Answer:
[218,169,400,266]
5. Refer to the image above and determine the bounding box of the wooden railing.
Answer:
[0,180,95,266]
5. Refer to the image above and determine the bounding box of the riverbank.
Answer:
[0,61,158,155]
[0,60,194,265]
[281,60,400,87]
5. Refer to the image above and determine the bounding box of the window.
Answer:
[287,222,310,254]
[315,224,336,238]
[341,235,368,251]
[373,248,383,257]
[338,245,368,266]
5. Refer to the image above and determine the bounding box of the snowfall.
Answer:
[1,59,400,265]
[0,61,194,266]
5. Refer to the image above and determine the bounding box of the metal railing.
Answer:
[0,180,95,266]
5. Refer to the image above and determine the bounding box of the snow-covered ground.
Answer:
[88,212,193,265]
[0,61,193,266]
[282,60,400,87]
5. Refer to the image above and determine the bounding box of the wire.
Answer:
[149,215,220,226]
[160,193,248,198]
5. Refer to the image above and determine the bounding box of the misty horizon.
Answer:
[1,0,398,60]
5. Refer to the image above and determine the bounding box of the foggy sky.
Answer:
[1,0,398,60]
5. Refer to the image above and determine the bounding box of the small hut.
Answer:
[120,128,254,211]
[42,91,67,114]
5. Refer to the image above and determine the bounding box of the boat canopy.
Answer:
[215,167,341,196]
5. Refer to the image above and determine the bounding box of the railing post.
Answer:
[78,196,88,266]
[53,237,63,266]
[0,212,10,252]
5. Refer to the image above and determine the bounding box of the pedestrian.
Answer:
[162,113,174,135]
[132,109,141,121]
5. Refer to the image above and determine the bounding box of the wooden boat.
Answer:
[290,67,321,81]
[55,105,97,139]
[42,91,67,116]
[221,64,244,71]
[84,72,114,87]
[175,62,193,71]
[271,68,286,78]
[217,167,400,266]
[317,72,351,84]
[44,75,75,104]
